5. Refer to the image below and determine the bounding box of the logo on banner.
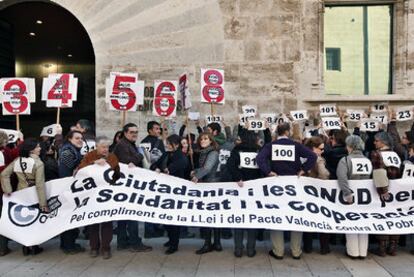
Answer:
[8,196,62,227]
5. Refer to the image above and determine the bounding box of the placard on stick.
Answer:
[153,80,178,118]
[200,68,225,104]
[0,78,35,115]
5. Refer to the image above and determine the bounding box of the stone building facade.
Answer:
[2,0,414,137]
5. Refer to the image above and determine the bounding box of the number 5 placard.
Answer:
[105,72,144,111]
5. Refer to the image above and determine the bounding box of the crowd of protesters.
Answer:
[1,107,414,261]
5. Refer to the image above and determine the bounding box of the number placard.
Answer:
[403,163,414,178]
[275,114,290,125]
[201,68,225,104]
[290,110,308,121]
[370,113,388,124]
[0,128,19,143]
[272,144,295,161]
[0,78,36,115]
[248,119,266,131]
[346,109,364,122]
[381,151,401,168]
[319,104,337,117]
[106,72,144,111]
[13,157,35,174]
[40,124,58,137]
[396,107,414,122]
[351,158,372,175]
[153,80,178,118]
[360,119,380,132]
[261,113,276,124]
[205,115,222,124]
[139,143,152,153]
[242,105,257,117]
[81,140,96,156]
[218,149,231,165]
[42,73,78,108]
[239,114,254,126]
[372,103,387,113]
[321,117,341,130]
[240,152,259,169]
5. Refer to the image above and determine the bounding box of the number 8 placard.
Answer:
[200,68,225,104]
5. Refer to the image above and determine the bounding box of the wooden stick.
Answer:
[16,114,20,131]
[56,107,61,125]
[185,114,194,169]
[210,102,214,116]
[121,111,126,128]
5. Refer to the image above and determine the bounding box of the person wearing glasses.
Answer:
[303,136,330,254]
[113,123,152,253]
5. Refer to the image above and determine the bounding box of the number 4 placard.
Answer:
[42,73,78,108]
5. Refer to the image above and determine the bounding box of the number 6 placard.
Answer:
[0,78,36,115]
[153,80,177,118]
[201,68,225,104]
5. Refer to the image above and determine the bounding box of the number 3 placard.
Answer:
[0,78,36,115]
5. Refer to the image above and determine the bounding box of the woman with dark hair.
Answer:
[226,130,262,258]
[58,130,85,254]
[39,141,59,182]
[371,131,401,256]
[1,138,48,256]
[151,134,190,254]
[75,119,96,155]
[109,131,123,153]
[191,132,220,254]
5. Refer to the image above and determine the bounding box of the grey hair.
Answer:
[374,131,394,149]
[0,131,8,147]
[345,135,365,152]
[95,136,111,146]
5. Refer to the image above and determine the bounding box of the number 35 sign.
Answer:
[0,78,36,115]
[201,68,225,104]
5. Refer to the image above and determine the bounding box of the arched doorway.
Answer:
[0,0,95,136]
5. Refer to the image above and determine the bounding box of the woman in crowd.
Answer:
[58,130,85,254]
[337,135,372,259]
[303,136,330,254]
[1,138,48,256]
[226,130,262,258]
[190,132,220,254]
[151,134,191,254]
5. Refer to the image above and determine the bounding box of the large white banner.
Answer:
[1,164,414,246]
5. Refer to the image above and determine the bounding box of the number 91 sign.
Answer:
[201,68,225,104]
[0,78,36,115]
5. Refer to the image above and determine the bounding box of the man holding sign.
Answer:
[256,123,317,260]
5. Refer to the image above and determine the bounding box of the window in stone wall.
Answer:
[324,5,393,95]
[326,48,341,71]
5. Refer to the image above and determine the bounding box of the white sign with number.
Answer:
[360,119,380,132]
[396,107,414,122]
[248,119,266,131]
[403,163,414,178]
[321,117,341,130]
[242,105,257,117]
[319,104,337,117]
[42,73,78,108]
[371,103,387,113]
[217,149,231,172]
[205,115,222,124]
[272,144,295,161]
[370,113,388,124]
[13,157,35,174]
[139,143,152,153]
[81,140,96,156]
[275,114,290,125]
[381,151,401,168]
[261,113,276,124]
[290,110,308,121]
[347,110,364,122]
[105,72,144,111]
[40,124,58,137]
[0,78,36,115]
[351,158,372,175]
[0,128,19,143]
[239,114,254,127]
[240,152,259,169]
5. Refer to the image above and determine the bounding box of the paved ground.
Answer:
[0,235,414,277]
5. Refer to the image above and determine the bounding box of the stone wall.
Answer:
[3,0,413,138]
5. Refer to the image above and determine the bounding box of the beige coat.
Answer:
[1,154,47,208]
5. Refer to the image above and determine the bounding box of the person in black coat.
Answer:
[226,130,262,258]
[151,134,190,254]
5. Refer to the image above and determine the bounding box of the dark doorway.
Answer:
[0,1,95,136]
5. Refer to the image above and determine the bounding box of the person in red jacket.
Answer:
[0,131,21,256]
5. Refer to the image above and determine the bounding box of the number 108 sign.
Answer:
[200,68,225,104]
